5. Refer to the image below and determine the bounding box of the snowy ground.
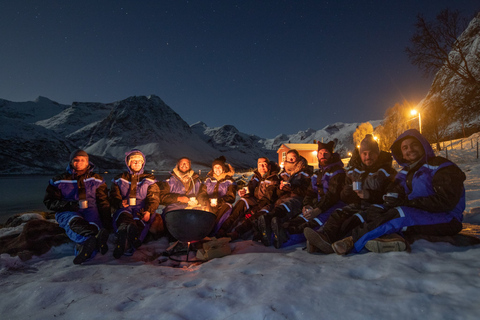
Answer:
[1,134,480,320]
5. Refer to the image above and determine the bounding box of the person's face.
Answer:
[318,149,331,166]
[360,150,379,167]
[401,138,425,163]
[129,159,144,172]
[286,153,298,163]
[72,156,89,172]
[178,159,191,173]
[213,164,223,176]
[257,158,270,175]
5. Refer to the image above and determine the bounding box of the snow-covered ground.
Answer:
[1,134,480,320]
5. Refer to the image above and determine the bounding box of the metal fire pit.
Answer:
[163,209,216,262]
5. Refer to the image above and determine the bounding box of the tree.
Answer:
[375,101,417,150]
[405,9,479,86]
[353,122,374,148]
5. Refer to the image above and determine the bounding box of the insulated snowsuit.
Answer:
[44,162,111,244]
[110,150,160,242]
[197,163,237,234]
[350,129,466,253]
[218,162,281,236]
[158,168,202,214]
[322,150,397,242]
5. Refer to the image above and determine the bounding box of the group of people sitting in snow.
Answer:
[44,128,466,265]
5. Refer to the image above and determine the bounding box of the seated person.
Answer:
[330,129,466,255]
[110,150,160,258]
[198,156,237,235]
[304,135,397,253]
[158,157,202,215]
[279,141,346,247]
[44,150,111,265]
[256,149,312,248]
[216,157,280,240]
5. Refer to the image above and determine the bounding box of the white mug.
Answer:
[210,198,217,206]
[353,181,362,191]
[243,186,249,194]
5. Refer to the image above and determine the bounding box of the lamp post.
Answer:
[410,109,422,134]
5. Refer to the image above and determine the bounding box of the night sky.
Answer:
[1,1,478,138]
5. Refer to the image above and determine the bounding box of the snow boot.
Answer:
[257,215,272,247]
[365,233,407,253]
[332,236,354,255]
[127,224,142,249]
[303,227,334,254]
[306,240,319,253]
[113,226,127,259]
[272,217,288,249]
[96,228,109,255]
[73,236,97,265]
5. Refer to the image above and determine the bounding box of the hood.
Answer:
[390,129,435,167]
[207,163,235,181]
[125,149,146,174]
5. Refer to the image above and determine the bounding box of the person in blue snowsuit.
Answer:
[304,135,397,253]
[44,150,111,265]
[158,157,202,215]
[197,156,237,235]
[331,129,466,255]
[110,150,160,258]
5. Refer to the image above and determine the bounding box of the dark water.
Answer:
[0,172,171,224]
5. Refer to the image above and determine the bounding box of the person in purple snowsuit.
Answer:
[110,150,160,258]
[330,129,466,255]
[44,150,111,265]
[197,156,237,235]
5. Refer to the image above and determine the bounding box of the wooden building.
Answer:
[277,143,319,169]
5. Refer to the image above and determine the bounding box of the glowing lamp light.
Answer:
[410,109,422,134]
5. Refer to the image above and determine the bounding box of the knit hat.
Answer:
[360,134,380,154]
[317,141,335,153]
[212,156,228,172]
[69,149,89,163]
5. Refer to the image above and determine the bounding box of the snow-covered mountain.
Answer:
[191,122,277,168]
[0,96,68,122]
[259,121,383,157]
[0,94,382,174]
[36,101,113,137]
[65,95,222,171]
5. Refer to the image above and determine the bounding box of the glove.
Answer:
[383,192,404,207]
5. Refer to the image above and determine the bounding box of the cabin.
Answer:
[277,143,319,169]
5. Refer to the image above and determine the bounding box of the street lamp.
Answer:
[410,109,422,134]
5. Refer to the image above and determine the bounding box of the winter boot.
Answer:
[73,236,97,265]
[113,226,127,259]
[96,228,109,255]
[127,223,142,249]
[257,215,272,247]
[306,240,319,253]
[365,233,407,253]
[332,236,354,255]
[303,227,334,254]
[272,217,289,249]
